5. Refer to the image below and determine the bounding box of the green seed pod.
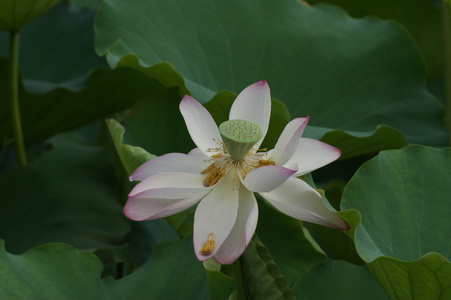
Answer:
[219,119,262,161]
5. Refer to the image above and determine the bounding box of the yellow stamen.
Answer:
[202,161,228,187]
[258,158,275,166]
[200,233,215,256]
[200,141,276,187]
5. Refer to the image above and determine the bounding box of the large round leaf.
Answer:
[341,146,451,298]
[110,55,407,160]
[95,0,446,146]
[0,237,212,299]
[305,0,444,79]
[0,136,130,253]
[293,260,389,299]
[0,241,105,299]
[0,59,168,147]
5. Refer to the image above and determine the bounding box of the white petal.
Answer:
[180,95,222,156]
[193,172,239,261]
[242,165,297,193]
[271,117,309,166]
[124,192,206,221]
[130,153,209,181]
[229,81,271,146]
[285,138,341,176]
[260,177,349,230]
[129,172,206,197]
[124,172,211,221]
[188,147,208,158]
[214,185,258,264]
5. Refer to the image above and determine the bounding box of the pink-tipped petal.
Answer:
[242,165,297,193]
[124,172,210,221]
[130,153,209,181]
[124,192,206,221]
[214,186,258,264]
[229,81,271,145]
[129,172,205,197]
[271,117,309,166]
[286,138,341,176]
[260,177,349,230]
[193,172,239,261]
[180,95,221,156]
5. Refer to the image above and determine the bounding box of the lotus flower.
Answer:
[124,81,349,264]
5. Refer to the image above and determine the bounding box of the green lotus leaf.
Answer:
[0,237,214,299]
[121,88,195,156]
[293,260,389,299]
[0,59,167,147]
[95,0,447,146]
[0,136,130,254]
[305,0,444,79]
[340,146,451,298]
[106,119,155,175]
[116,54,408,159]
[0,4,107,84]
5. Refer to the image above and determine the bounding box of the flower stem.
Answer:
[232,256,249,300]
[8,30,27,166]
[443,2,451,145]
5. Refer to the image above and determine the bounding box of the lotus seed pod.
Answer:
[219,119,262,161]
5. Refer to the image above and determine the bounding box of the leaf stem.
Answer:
[8,30,27,166]
[232,256,249,300]
[443,2,451,145]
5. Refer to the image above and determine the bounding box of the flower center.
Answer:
[201,120,274,188]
